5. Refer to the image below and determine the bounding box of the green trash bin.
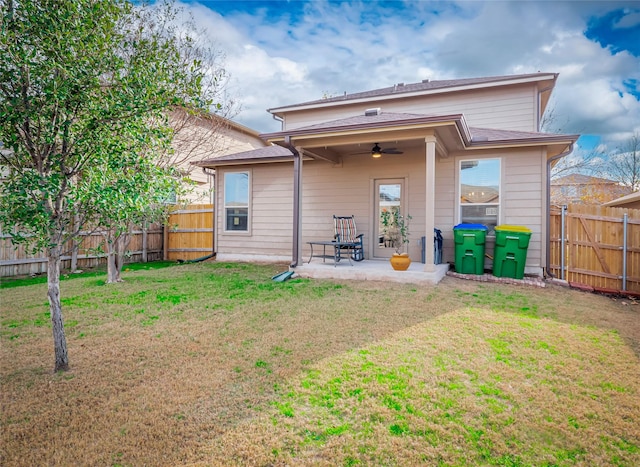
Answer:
[493,225,532,279]
[453,224,488,275]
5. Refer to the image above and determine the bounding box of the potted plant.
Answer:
[380,208,412,270]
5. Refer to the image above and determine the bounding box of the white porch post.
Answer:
[424,135,436,272]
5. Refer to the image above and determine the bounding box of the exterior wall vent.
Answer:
[472,135,489,142]
[364,108,381,117]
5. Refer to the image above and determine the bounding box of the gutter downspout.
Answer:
[202,167,216,256]
[545,144,574,277]
[272,114,284,131]
[283,136,301,267]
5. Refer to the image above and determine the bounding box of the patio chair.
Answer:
[333,215,365,261]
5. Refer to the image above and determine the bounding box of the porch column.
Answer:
[424,135,436,272]
[294,146,304,266]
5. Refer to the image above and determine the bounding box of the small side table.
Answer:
[307,241,357,266]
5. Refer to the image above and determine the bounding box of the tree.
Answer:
[89,4,237,284]
[541,104,605,180]
[605,132,640,192]
[0,0,214,371]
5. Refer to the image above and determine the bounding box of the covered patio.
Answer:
[293,258,450,284]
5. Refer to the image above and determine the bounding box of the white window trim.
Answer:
[223,169,251,235]
[457,157,502,234]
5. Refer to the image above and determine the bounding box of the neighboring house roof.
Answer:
[461,185,499,204]
[551,174,622,186]
[550,174,633,205]
[603,191,640,208]
[269,72,557,114]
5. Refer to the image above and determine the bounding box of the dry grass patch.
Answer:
[1,262,639,466]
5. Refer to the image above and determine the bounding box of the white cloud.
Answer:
[614,11,640,28]
[179,0,640,147]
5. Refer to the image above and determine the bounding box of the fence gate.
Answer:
[549,204,640,294]
[164,204,214,261]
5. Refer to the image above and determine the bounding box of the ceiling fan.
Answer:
[354,143,404,158]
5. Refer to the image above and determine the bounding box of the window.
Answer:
[224,171,249,232]
[459,158,500,234]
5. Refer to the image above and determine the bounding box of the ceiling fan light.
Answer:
[371,143,382,158]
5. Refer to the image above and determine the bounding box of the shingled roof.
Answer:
[193,144,292,166]
[269,72,557,113]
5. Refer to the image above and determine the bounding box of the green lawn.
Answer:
[1,262,639,466]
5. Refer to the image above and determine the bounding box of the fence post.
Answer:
[622,213,628,291]
[561,205,567,281]
[142,222,148,263]
[163,224,168,261]
[70,214,79,272]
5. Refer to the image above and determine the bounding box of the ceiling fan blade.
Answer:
[381,148,403,154]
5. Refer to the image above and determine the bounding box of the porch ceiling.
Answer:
[276,124,463,161]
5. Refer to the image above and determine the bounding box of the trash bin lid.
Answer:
[453,223,488,230]
[495,225,531,233]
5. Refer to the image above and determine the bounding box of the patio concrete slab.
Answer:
[293,259,450,285]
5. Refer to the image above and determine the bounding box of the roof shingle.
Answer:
[269,72,557,112]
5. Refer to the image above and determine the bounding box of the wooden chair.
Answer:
[333,215,365,261]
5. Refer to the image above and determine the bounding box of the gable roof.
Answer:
[269,72,557,114]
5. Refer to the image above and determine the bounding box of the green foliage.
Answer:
[380,207,412,254]
[0,0,213,250]
[0,0,221,369]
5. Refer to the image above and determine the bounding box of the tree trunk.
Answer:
[114,230,131,281]
[106,228,131,283]
[105,229,120,283]
[47,246,69,372]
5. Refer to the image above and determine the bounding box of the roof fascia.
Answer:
[469,134,579,148]
[193,156,301,168]
[269,74,557,115]
[261,114,468,142]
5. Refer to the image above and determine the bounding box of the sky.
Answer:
[177,0,640,158]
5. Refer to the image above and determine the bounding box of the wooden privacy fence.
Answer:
[549,204,640,293]
[164,204,214,261]
[0,225,163,278]
[0,204,214,277]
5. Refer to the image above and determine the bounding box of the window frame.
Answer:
[458,157,501,234]
[223,170,251,234]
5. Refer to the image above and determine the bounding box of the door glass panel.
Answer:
[374,180,403,258]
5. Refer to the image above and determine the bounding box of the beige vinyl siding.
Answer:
[177,123,267,204]
[299,153,423,261]
[216,147,547,273]
[434,157,456,262]
[501,148,546,273]
[448,148,545,273]
[283,84,537,133]
[216,164,293,257]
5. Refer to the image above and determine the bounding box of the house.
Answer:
[195,72,579,281]
[169,108,268,204]
[551,174,633,206]
[603,191,640,210]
